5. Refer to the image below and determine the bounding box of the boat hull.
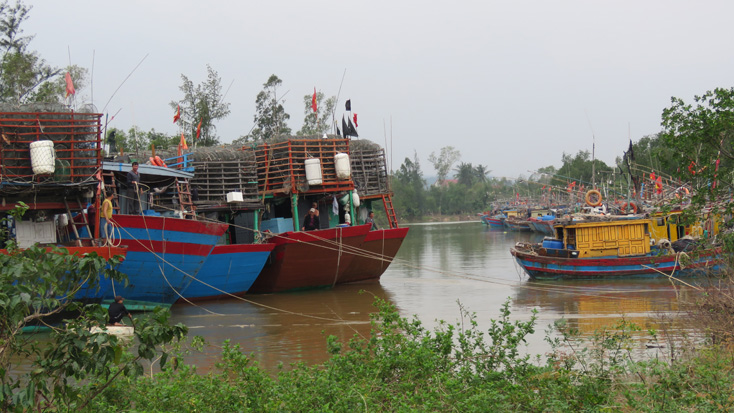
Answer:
[178,243,275,302]
[511,247,723,280]
[337,227,409,284]
[481,215,505,229]
[248,224,371,293]
[102,215,228,306]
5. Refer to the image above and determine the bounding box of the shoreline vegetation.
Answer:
[84,295,734,411]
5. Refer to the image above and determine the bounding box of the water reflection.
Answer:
[170,283,392,372]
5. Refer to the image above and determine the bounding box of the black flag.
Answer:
[627,140,635,161]
[347,117,359,137]
[336,127,341,137]
[342,115,349,137]
[345,99,351,111]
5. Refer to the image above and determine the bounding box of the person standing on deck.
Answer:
[302,208,320,231]
[365,211,379,230]
[126,162,142,215]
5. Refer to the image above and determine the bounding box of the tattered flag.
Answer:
[180,131,188,150]
[65,72,75,97]
[173,105,181,123]
[196,118,202,139]
[347,117,358,137]
[345,99,351,111]
[342,116,348,137]
[311,88,318,113]
[353,113,358,127]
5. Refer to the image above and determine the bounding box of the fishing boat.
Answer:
[480,213,506,229]
[98,161,228,308]
[336,140,410,284]
[511,216,722,280]
[504,217,533,232]
[177,243,275,302]
[0,108,129,301]
[249,224,372,292]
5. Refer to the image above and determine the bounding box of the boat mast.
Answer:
[591,135,596,188]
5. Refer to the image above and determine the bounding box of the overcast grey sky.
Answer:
[23,0,734,178]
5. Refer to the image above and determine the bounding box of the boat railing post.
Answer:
[349,190,356,226]
[292,193,300,231]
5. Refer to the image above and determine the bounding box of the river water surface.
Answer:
[171,221,696,372]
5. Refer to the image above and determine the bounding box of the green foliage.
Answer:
[105,126,177,155]
[0,1,61,104]
[554,150,613,188]
[0,206,187,410]
[171,64,231,147]
[78,295,734,412]
[298,90,336,136]
[391,153,426,218]
[661,87,734,213]
[428,145,461,183]
[248,74,291,141]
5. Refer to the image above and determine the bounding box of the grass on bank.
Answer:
[85,296,734,412]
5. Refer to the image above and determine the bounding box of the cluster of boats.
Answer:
[488,196,725,280]
[481,207,561,236]
[0,108,408,310]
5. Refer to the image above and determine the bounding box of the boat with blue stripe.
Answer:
[178,242,275,302]
[511,215,723,280]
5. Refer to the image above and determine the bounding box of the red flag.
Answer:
[196,118,202,139]
[311,88,317,113]
[65,72,75,97]
[173,105,180,123]
[179,131,188,150]
[353,113,358,127]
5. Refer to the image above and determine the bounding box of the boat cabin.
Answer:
[553,219,651,258]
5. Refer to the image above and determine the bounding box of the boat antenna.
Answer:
[101,53,149,114]
[332,68,347,134]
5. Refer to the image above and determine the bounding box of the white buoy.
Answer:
[30,141,55,175]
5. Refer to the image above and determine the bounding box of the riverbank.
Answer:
[87,297,734,412]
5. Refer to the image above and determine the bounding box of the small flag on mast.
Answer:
[311,88,318,113]
[65,72,75,97]
[345,99,351,111]
[180,131,188,150]
[353,113,358,127]
[196,118,202,140]
[173,105,181,123]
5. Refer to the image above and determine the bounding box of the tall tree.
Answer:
[249,74,291,141]
[454,162,476,186]
[171,65,230,147]
[660,87,734,213]
[392,152,426,218]
[0,1,60,104]
[428,146,461,184]
[298,90,336,136]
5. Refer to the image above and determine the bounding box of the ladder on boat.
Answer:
[63,197,92,246]
[175,179,196,219]
[381,193,398,229]
[101,171,121,214]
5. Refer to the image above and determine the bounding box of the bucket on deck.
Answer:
[334,153,351,180]
[305,158,322,185]
[30,140,55,175]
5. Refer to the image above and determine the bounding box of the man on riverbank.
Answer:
[108,296,133,326]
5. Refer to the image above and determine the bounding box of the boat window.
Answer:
[656,218,664,226]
